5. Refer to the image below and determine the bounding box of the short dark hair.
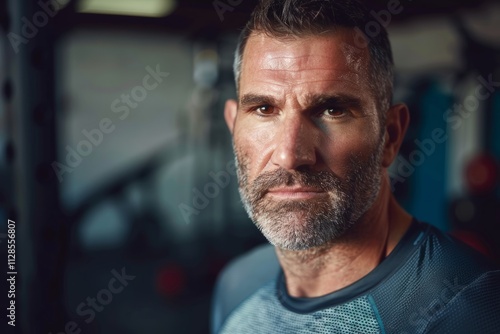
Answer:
[234,0,394,121]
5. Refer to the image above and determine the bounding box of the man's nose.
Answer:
[270,115,317,170]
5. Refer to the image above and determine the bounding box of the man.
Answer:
[212,0,500,333]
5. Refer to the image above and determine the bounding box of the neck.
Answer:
[275,175,412,297]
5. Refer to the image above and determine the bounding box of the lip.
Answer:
[266,187,325,199]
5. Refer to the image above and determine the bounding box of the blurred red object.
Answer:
[156,264,186,298]
[465,153,498,195]
[451,229,493,258]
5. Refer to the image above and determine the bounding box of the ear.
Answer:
[224,99,238,134]
[381,103,410,168]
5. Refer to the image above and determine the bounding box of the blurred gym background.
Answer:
[0,0,499,333]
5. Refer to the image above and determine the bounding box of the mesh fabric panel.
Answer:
[220,281,382,334]
[372,230,500,334]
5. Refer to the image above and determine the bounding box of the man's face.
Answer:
[226,30,386,250]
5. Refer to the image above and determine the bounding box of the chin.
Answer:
[255,210,353,251]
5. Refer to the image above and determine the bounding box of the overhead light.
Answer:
[78,0,177,18]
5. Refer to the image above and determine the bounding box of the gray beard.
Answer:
[234,139,384,250]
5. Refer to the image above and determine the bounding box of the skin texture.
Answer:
[225,29,412,297]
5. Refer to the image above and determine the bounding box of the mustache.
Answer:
[249,168,343,200]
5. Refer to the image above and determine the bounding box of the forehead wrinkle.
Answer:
[252,70,365,88]
[264,54,329,70]
[242,30,371,76]
[262,53,362,73]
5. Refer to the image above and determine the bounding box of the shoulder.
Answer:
[369,221,499,333]
[422,223,497,272]
[214,243,280,300]
[404,222,500,332]
[211,243,280,334]
[423,269,500,333]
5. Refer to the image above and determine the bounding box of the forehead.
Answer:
[239,30,371,95]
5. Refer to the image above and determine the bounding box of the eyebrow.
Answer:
[304,93,364,112]
[239,94,278,108]
[239,93,364,112]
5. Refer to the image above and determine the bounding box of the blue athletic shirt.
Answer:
[211,219,500,333]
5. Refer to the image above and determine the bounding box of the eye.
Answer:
[254,105,276,116]
[321,108,348,118]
